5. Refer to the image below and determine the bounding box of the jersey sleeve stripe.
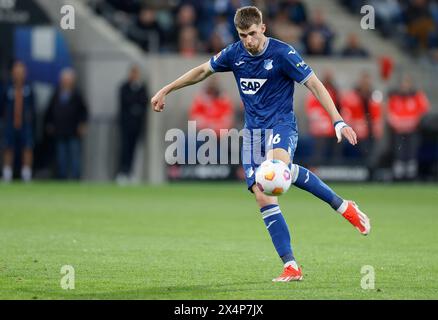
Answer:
[208,61,216,73]
[299,71,314,85]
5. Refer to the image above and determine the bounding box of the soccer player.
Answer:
[151,6,371,282]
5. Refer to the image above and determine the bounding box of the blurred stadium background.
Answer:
[0,0,437,184]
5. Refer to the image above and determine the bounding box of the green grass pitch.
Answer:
[0,182,437,299]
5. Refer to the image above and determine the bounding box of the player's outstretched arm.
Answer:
[151,61,213,112]
[304,73,357,145]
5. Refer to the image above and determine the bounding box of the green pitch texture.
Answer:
[0,182,437,299]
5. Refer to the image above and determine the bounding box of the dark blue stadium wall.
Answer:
[14,27,72,85]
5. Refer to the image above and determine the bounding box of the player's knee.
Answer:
[252,184,278,208]
[267,148,290,165]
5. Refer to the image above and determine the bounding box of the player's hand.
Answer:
[151,90,166,112]
[334,121,357,145]
[340,126,358,145]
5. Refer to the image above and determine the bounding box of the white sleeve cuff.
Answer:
[299,71,314,85]
[334,121,348,141]
[208,61,216,73]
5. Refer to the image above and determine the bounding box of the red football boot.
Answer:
[272,264,303,282]
[342,201,371,235]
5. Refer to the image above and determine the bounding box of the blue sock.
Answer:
[291,165,344,210]
[260,204,295,264]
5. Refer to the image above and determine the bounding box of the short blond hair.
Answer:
[234,6,263,30]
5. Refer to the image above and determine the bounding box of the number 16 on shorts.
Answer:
[268,133,281,146]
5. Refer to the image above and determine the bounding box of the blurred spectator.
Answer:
[1,61,35,183]
[302,9,335,56]
[92,0,346,57]
[177,3,198,29]
[45,68,88,180]
[339,0,364,13]
[163,3,204,55]
[94,0,143,34]
[387,74,430,180]
[368,0,404,38]
[178,26,202,57]
[265,0,306,23]
[173,3,198,49]
[105,0,142,13]
[305,70,340,165]
[213,0,253,28]
[206,31,226,54]
[429,27,438,48]
[284,0,308,26]
[340,71,383,170]
[189,77,234,137]
[99,0,342,54]
[193,1,218,42]
[339,0,438,56]
[432,0,438,22]
[403,0,436,51]
[270,3,303,45]
[116,65,148,184]
[127,7,165,52]
[341,33,370,57]
[305,31,328,56]
[211,14,236,47]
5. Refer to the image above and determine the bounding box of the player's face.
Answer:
[236,24,266,55]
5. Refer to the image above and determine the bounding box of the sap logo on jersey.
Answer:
[240,78,267,95]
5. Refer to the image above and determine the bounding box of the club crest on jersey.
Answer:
[239,78,267,95]
[263,59,273,70]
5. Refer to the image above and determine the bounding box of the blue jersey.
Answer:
[209,37,313,130]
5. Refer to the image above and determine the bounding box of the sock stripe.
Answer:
[336,200,348,214]
[260,205,281,219]
[262,210,281,219]
[260,204,279,213]
[291,164,299,183]
[261,205,279,214]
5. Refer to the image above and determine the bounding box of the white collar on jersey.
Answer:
[245,37,270,57]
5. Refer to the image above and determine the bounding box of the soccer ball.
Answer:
[255,159,292,196]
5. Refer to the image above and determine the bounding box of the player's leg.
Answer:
[2,128,16,182]
[2,149,14,182]
[252,184,290,263]
[21,148,33,182]
[21,127,33,182]
[288,163,370,235]
[56,138,68,179]
[251,184,303,282]
[266,132,344,211]
[266,126,370,236]
[242,129,302,281]
[262,128,304,281]
[69,137,82,180]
